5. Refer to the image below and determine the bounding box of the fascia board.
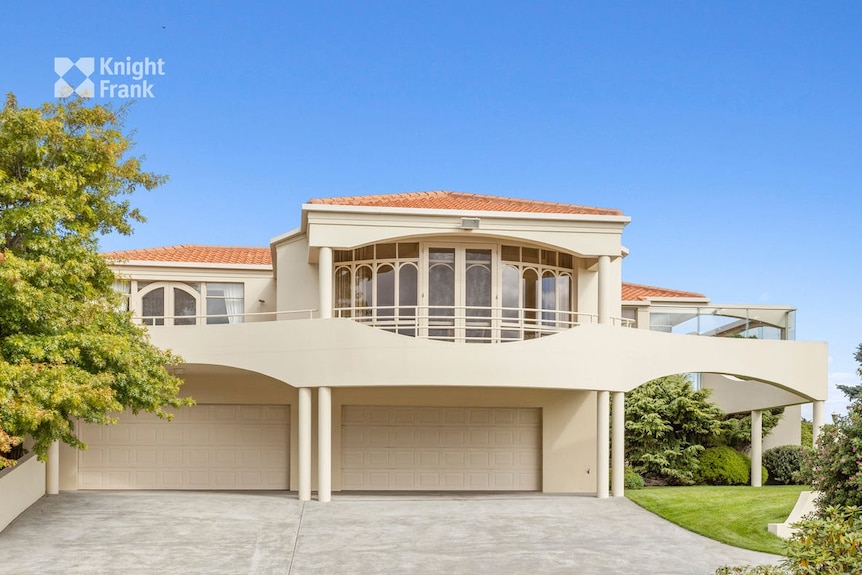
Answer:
[301,202,631,226]
[646,297,712,304]
[269,226,303,246]
[108,260,272,272]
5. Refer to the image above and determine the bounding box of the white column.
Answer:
[46,441,60,495]
[298,387,312,502]
[597,255,611,325]
[318,386,332,503]
[750,410,763,487]
[596,390,610,499]
[611,392,625,497]
[318,247,333,319]
[812,401,825,445]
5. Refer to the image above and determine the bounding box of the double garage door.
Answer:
[342,406,542,491]
[78,405,290,490]
[78,404,541,492]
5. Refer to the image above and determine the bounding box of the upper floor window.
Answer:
[120,281,245,326]
[332,241,576,342]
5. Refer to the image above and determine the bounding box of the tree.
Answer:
[0,93,191,468]
[625,374,728,485]
[720,407,784,452]
[804,343,862,509]
[836,343,862,401]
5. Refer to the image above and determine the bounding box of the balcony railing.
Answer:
[647,304,797,341]
[135,305,635,343]
[335,305,620,343]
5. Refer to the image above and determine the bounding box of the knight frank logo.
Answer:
[54,56,166,99]
[54,57,95,97]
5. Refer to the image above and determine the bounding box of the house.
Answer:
[53,191,828,500]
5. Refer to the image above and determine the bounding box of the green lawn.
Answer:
[626,485,807,555]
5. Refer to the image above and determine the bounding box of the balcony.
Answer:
[647,305,797,341]
[134,305,635,344]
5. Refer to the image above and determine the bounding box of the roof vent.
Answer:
[461,217,480,230]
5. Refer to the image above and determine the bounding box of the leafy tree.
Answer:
[800,419,813,448]
[836,343,862,401]
[805,401,862,509]
[0,93,191,468]
[625,374,728,485]
[800,342,862,509]
[719,407,784,452]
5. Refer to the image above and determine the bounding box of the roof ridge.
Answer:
[308,190,623,216]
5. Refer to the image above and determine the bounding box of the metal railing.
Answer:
[132,309,317,326]
[335,305,634,343]
[646,304,796,341]
[134,305,635,343]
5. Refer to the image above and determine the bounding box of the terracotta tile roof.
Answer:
[103,245,272,266]
[622,282,706,301]
[309,191,623,216]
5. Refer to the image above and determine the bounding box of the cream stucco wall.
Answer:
[702,373,811,413]
[298,206,629,259]
[764,404,803,450]
[0,453,45,531]
[148,320,828,403]
[274,234,319,316]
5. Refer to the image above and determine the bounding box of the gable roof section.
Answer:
[103,245,272,266]
[308,191,623,216]
[622,282,706,302]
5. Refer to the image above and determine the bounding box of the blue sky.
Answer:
[4,2,861,416]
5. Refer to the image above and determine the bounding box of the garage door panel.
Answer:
[79,404,289,490]
[341,406,541,491]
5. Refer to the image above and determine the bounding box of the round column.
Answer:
[318,386,332,502]
[298,387,312,501]
[611,392,625,497]
[318,247,333,319]
[597,390,610,499]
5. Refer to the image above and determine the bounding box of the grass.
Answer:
[626,485,807,555]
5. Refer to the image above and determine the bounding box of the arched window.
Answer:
[138,283,201,326]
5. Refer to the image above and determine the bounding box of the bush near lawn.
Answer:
[624,467,644,490]
[697,446,767,486]
[762,445,808,485]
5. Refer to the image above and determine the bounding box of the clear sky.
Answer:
[4,1,861,416]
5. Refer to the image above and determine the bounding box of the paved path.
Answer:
[0,492,779,575]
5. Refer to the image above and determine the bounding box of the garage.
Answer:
[78,404,289,490]
[341,406,541,491]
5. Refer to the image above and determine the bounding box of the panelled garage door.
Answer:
[78,404,289,490]
[341,406,541,491]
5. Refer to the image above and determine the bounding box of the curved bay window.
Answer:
[333,241,576,343]
[334,242,419,335]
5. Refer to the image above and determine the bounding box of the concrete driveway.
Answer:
[1,492,778,575]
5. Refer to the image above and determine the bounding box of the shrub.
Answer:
[782,505,862,574]
[697,446,750,485]
[805,402,862,509]
[624,467,644,490]
[800,420,813,448]
[715,566,788,575]
[720,407,785,452]
[625,375,728,485]
[763,445,807,485]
